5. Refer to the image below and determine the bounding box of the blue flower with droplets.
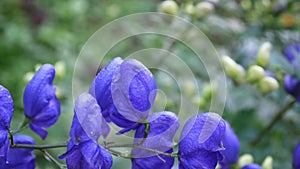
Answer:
[132,111,179,169]
[0,134,35,169]
[220,121,240,168]
[23,64,60,139]
[93,57,157,133]
[178,112,226,169]
[59,93,112,169]
[0,85,14,160]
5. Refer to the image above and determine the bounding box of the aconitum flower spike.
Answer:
[0,134,35,169]
[241,164,263,169]
[220,121,240,167]
[110,59,157,130]
[178,112,226,169]
[59,93,112,169]
[23,64,60,140]
[293,141,300,169]
[94,57,123,121]
[132,111,179,169]
[284,75,300,102]
[0,85,14,160]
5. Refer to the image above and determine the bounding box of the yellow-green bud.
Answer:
[202,83,216,100]
[183,80,196,96]
[55,61,66,78]
[194,2,214,19]
[262,156,273,169]
[34,64,42,72]
[160,0,179,15]
[257,76,279,94]
[238,154,254,168]
[193,97,206,108]
[235,64,246,84]
[23,72,35,84]
[257,42,272,68]
[221,55,239,79]
[246,65,265,83]
[56,87,63,99]
[184,3,195,15]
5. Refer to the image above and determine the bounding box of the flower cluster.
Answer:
[0,64,60,168]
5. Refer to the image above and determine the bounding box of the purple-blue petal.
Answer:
[95,57,123,121]
[179,113,226,169]
[285,44,300,64]
[221,121,240,165]
[241,164,263,169]
[0,134,35,169]
[293,141,300,169]
[284,75,300,102]
[62,140,112,169]
[132,111,179,169]
[111,59,157,128]
[75,92,106,141]
[23,64,60,139]
[0,85,14,130]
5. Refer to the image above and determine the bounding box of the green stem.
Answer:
[11,118,30,135]
[40,149,66,169]
[251,99,296,146]
[11,143,68,149]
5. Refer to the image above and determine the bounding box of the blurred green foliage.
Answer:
[0,0,300,168]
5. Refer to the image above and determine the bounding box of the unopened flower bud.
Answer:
[262,156,273,169]
[160,0,179,15]
[194,2,214,19]
[235,64,246,84]
[257,42,272,68]
[184,3,195,15]
[221,55,239,79]
[55,61,66,78]
[202,83,216,100]
[23,72,35,84]
[238,154,254,168]
[257,77,279,94]
[183,80,196,96]
[246,65,265,83]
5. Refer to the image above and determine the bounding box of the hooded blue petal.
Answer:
[0,134,35,169]
[179,112,226,169]
[284,75,300,102]
[0,85,14,159]
[132,111,179,169]
[293,141,300,169]
[241,164,263,169]
[23,64,60,139]
[110,59,157,129]
[220,121,240,166]
[94,57,123,121]
[285,44,300,64]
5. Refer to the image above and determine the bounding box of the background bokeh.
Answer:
[0,0,300,168]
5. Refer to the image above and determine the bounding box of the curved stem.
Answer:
[11,118,30,135]
[251,98,296,146]
[11,143,68,149]
[40,149,66,169]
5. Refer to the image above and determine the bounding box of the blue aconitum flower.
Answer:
[23,64,60,140]
[293,141,300,169]
[178,112,226,169]
[0,134,35,169]
[241,164,263,169]
[132,111,180,169]
[94,57,157,132]
[220,121,240,168]
[59,93,112,169]
[285,44,300,64]
[0,85,14,160]
[284,75,300,102]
